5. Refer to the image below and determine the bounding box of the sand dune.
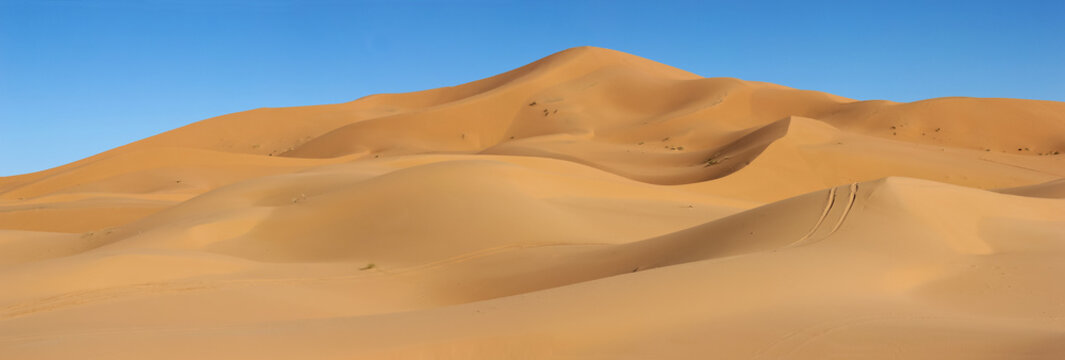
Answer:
[1,46,1063,359]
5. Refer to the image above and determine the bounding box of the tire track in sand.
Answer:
[826,183,858,236]
[789,183,858,248]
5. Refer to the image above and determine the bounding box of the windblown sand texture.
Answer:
[2,47,1065,359]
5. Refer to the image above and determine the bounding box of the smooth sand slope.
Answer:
[1,47,1064,359]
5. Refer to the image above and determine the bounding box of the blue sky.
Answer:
[1,0,1063,176]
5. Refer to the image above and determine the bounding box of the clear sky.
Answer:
[1,0,1063,176]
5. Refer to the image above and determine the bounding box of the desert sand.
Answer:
[1,46,1064,359]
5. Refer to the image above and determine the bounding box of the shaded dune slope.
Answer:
[2,178,1063,359]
